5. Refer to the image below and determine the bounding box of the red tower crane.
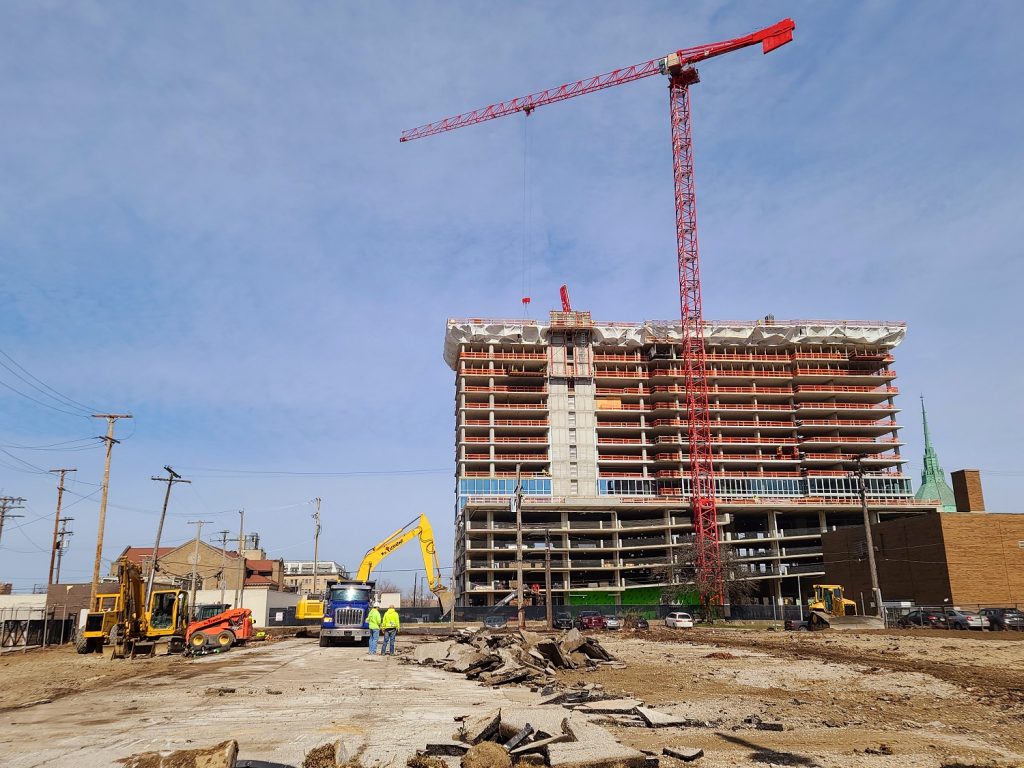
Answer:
[402,19,795,607]
[559,284,572,313]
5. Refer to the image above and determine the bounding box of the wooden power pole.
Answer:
[216,530,230,607]
[146,466,190,612]
[47,469,75,587]
[311,497,322,597]
[544,527,553,630]
[0,496,26,546]
[514,465,525,630]
[187,519,213,618]
[90,413,132,601]
[55,517,74,583]
[235,509,246,608]
[855,457,883,617]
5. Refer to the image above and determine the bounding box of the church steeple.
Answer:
[915,396,957,512]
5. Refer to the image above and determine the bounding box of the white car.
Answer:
[665,611,694,629]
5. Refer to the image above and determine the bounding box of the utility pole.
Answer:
[55,517,74,584]
[90,413,132,601]
[412,572,418,608]
[311,498,322,598]
[0,496,26,546]
[216,530,230,607]
[544,527,553,630]
[146,466,190,611]
[187,520,213,619]
[235,509,245,609]
[855,457,883,617]
[514,464,525,630]
[47,469,75,587]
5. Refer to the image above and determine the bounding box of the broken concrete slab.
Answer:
[663,746,704,762]
[462,711,501,744]
[578,698,645,714]
[116,740,238,768]
[635,706,690,728]
[508,734,570,756]
[414,641,455,664]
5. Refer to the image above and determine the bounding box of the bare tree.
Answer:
[655,539,757,618]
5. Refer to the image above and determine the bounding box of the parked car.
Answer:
[896,610,948,629]
[624,615,650,631]
[553,613,574,630]
[978,607,1024,631]
[574,611,607,630]
[483,614,508,629]
[603,615,622,630]
[944,609,990,630]
[784,618,810,631]
[665,611,694,629]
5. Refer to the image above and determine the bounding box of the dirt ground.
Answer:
[1,628,1022,767]
[563,628,1024,768]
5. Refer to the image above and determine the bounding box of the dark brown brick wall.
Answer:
[822,512,951,607]
[824,512,1024,607]
[941,514,1024,605]
[951,469,986,513]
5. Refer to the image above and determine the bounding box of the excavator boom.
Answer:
[356,514,454,616]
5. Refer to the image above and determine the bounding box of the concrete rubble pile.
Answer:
[409,707,654,768]
[410,628,622,687]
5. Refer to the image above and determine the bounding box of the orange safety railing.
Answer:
[594,369,645,378]
[709,403,794,411]
[801,436,901,444]
[798,419,896,426]
[653,385,793,395]
[705,352,792,362]
[598,437,646,445]
[491,453,549,461]
[803,452,900,461]
[795,385,898,394]
[464,419,549,426]
[462,471,548,478]
[795,367,896,377]
[796,402,896,410]
[464,402,548,410]
[594,353,644,362]
[596,387,646,395]
[464,384,547,393]
[651,368,791,378]
[598,454,649,461]
[464,436,548,444]
[459,351,546,360]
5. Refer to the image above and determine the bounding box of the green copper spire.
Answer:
[915,395,957,511]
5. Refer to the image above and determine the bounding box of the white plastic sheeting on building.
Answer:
[444,318,906,370]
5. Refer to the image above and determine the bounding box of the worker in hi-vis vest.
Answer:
[380,605,400,656]
[366,605,382,655]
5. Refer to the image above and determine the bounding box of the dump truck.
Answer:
[807,584,884,631]
[318,514,454,646]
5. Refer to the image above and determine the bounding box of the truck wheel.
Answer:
[75,634,90,654]
[190,631,209,650]
[216,630,235,649]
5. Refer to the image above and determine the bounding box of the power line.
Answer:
[0,347,98,414]
[178,466,451,478]
[0,437,100,451]
[0,377,92,419]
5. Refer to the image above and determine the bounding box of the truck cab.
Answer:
[320,581,374,647]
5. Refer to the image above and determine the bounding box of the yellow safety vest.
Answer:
[382,608,400,630]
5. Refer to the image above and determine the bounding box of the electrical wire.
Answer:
[0,347,98,414]
[178,466,451,478]
[0,437,99,451]
[0,378,92,419]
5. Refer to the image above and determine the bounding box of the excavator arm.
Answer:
[355,514,454,616]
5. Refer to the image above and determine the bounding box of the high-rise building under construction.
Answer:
[446,310,940,609]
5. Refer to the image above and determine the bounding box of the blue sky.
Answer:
[2,2,1022,593]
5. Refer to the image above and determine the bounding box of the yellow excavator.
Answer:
[807,584,884,631]
[296,514,454,620]
[76,558,189,657]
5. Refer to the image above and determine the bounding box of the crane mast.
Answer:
[403,20,795,608]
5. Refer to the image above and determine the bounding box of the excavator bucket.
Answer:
[434,586,455,618]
